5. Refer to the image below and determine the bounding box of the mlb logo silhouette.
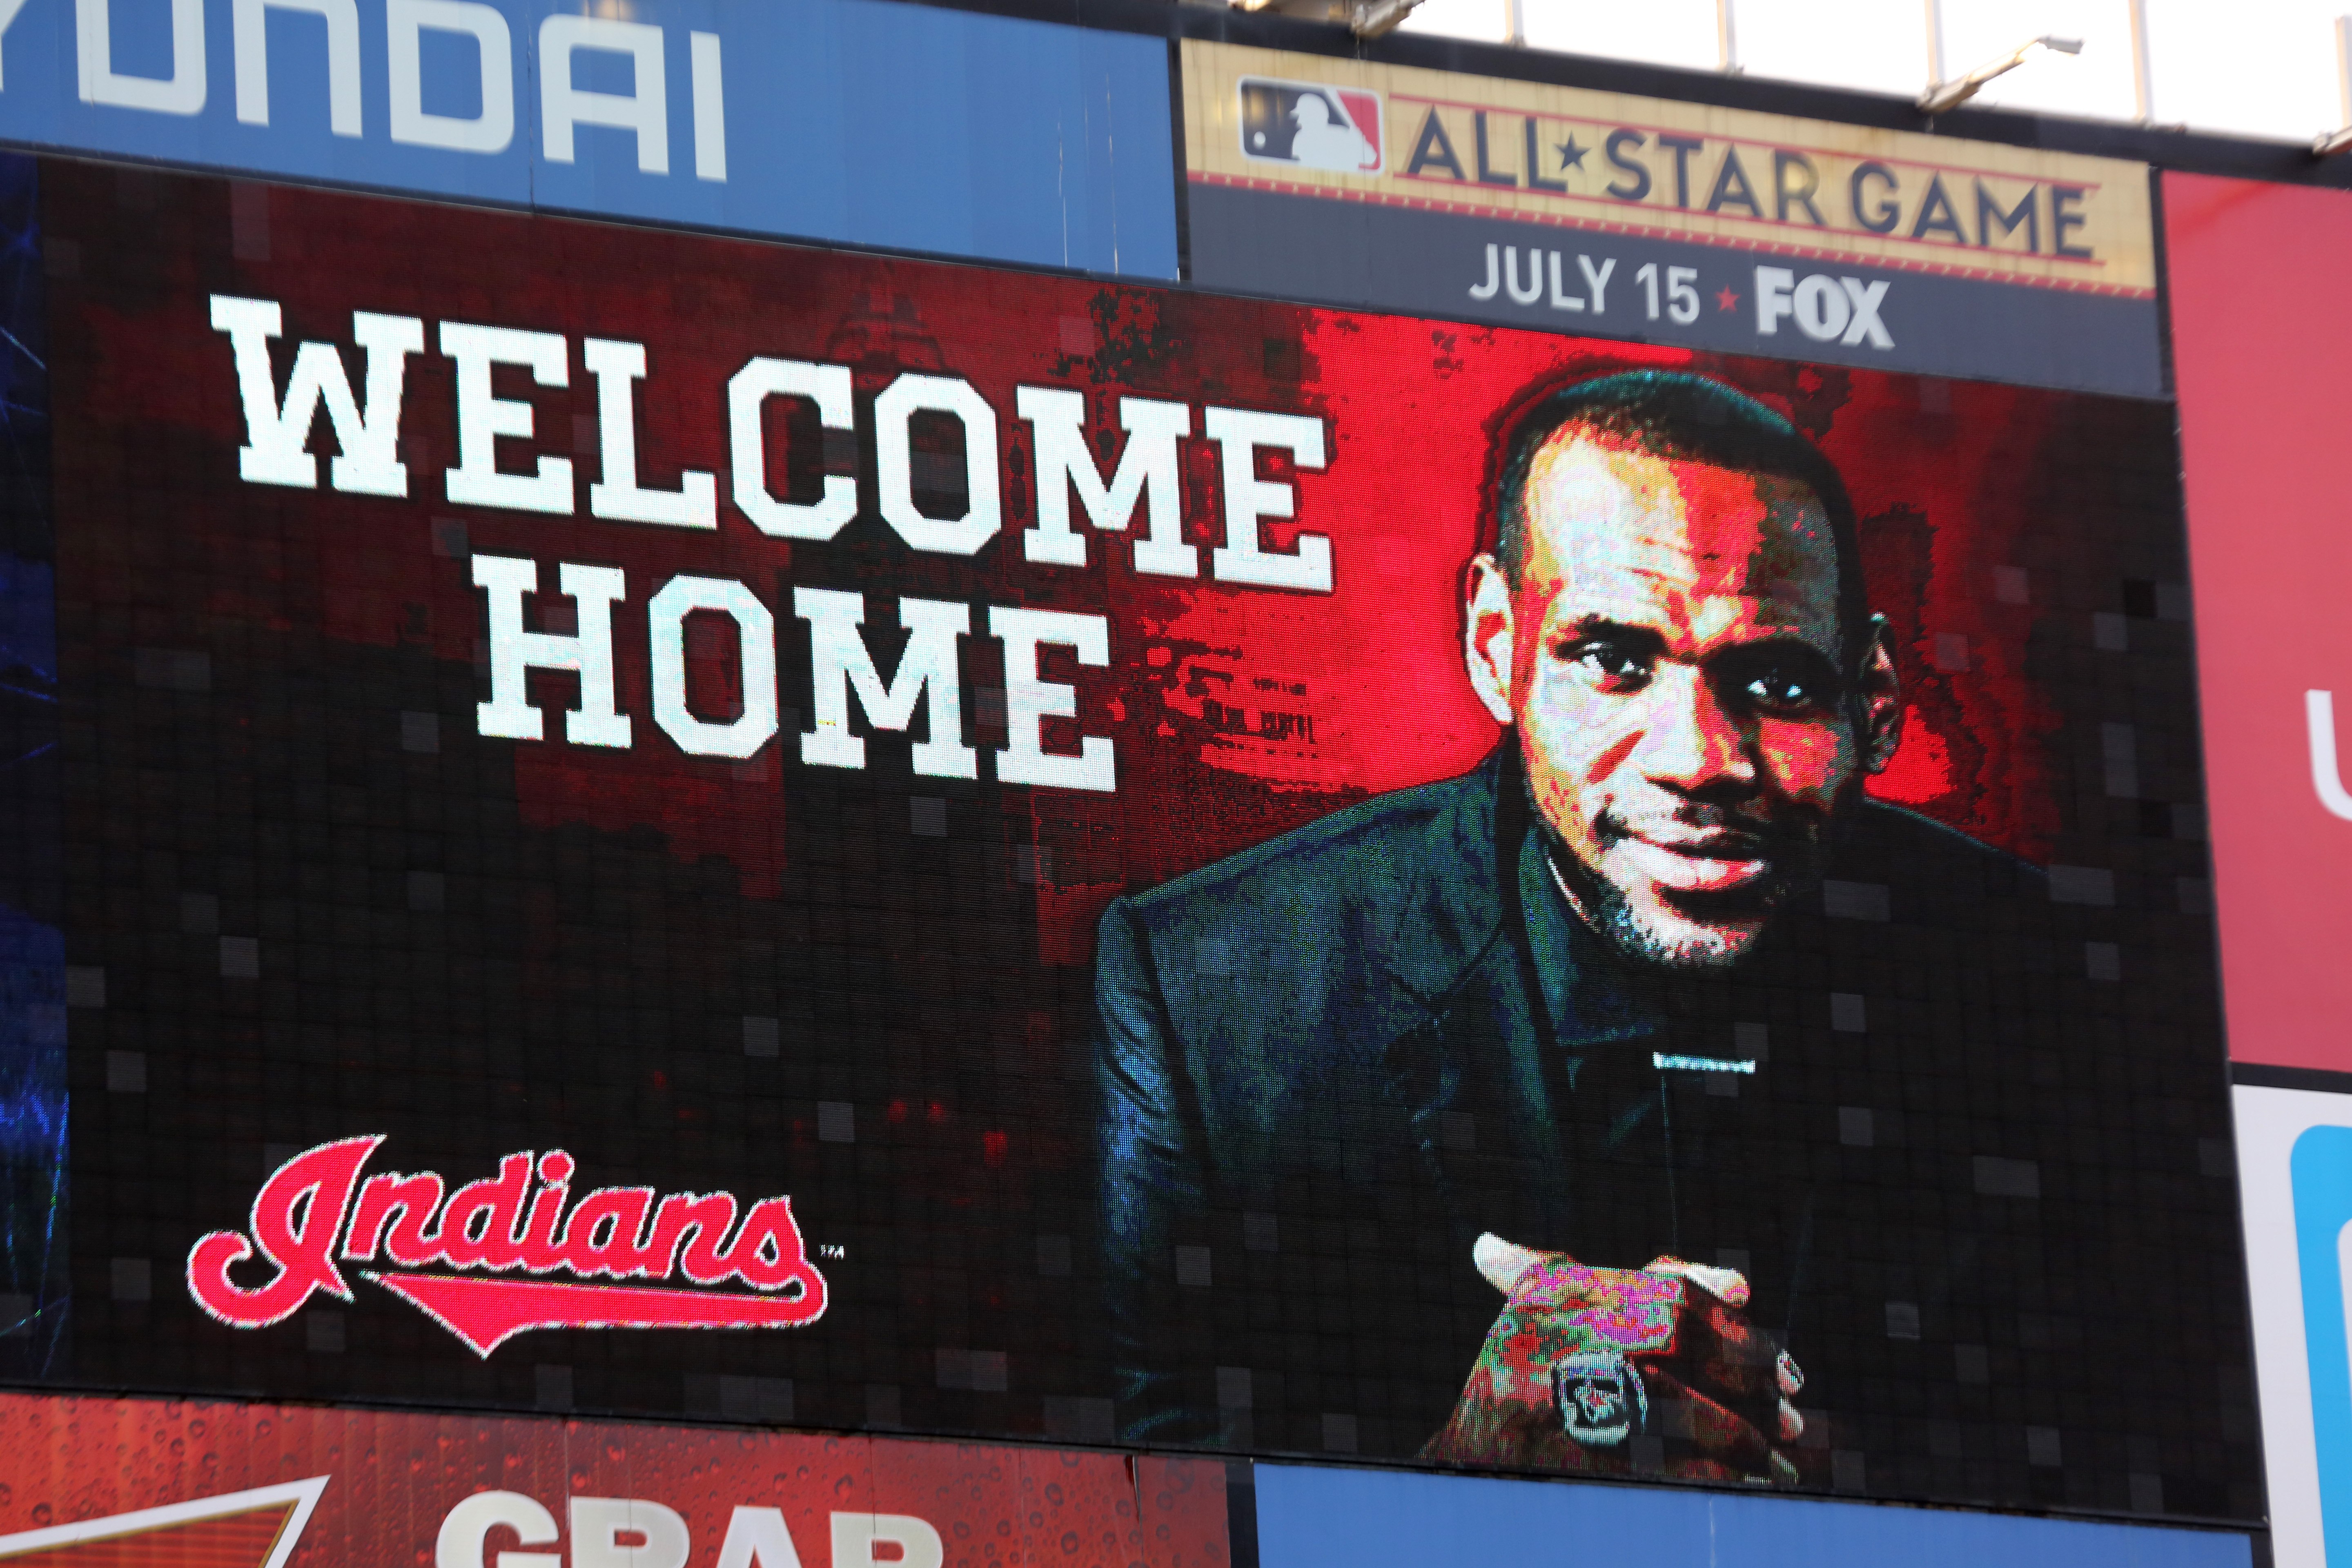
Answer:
[1237,78,1384,174]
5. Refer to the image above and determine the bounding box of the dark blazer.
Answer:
[1094,742,2058,1459]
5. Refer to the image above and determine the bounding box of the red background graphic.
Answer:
[2165,172,2352,1071]
[65,182,2066,969]
[0,1393,1230,1568]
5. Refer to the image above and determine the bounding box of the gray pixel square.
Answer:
[1042,1396,1114,1443]
[817,1101,854,1143]
[1217,1366,1254,1410]
[1822,880,1889,921]
[1973,1156,2041,1198]
[2047,866,2115,906]
[110,1258,150,1302]
[743,1016,779,1058]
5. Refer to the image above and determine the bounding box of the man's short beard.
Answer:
[1541,822,1818,973]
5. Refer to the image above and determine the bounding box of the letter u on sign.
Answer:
[2309,690,2352,821]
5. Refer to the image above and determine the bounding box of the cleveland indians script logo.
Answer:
[187,1137,828,1354]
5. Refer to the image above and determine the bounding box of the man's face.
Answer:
[1464,429,1898,969]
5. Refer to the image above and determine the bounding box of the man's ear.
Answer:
[1463,554,1516,727]
[1855,614,1903,774]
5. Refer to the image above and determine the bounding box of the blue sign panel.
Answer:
[2294,1125,2352,1564]
[0,0,1175,277]
[1253,1463,2251,1568]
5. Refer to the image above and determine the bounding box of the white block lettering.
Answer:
[472,555,631,747]
[387,0,513,154]
[1203,407,1330,592]
[77,0,205,114]
[648,575,776,759]
[210,295,422,495]
[442,321,572,514]
[873,374,1000,556]
[728,358,855,541]
[713,1508,803,1568]
[435,1492,558,1568]
[2309,690,2352,822]
[1577,254,1615,314]
[1755,265,1795,336]
[690,31,726,183]
[990,605,1113,792]
[540,14,667,174]
[1839,276,1894,347]
[233,0,361,135]
[831,1515,942,1568]
[584,337,715,528]
[1016,387,1193,575]
[796,588,973,778]
[570,1499,690,1568]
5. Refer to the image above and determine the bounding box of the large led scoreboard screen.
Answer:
[17,154,2252,1519]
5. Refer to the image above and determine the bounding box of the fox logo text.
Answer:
[187,1137,828,1354]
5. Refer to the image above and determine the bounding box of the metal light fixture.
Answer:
[1229,0,1426,37]
[1917,35,2083,116]
[2314,17,2352,155]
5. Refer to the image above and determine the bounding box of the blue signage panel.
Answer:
[0,0,1175,276]
[1253,1463,2252,1568]
[2293,1125,2352,1564]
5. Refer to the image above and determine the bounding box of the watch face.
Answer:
[1555,1348,1646,1448]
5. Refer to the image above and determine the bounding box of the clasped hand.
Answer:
[1422,1233,1807,1484]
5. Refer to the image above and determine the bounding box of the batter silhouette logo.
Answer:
[1237,77,1383,174]
[187,1136,829,1354]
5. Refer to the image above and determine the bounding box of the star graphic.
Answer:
[1715,285,1741,312]
[1555,135,1588,173]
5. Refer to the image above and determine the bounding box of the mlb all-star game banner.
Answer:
[1180,42,2158,397]
[0,0,1174,278]
[0,1391,1232,1568]
[47,155,2248,1519]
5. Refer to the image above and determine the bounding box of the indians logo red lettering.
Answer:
[187,1137,829,1354]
